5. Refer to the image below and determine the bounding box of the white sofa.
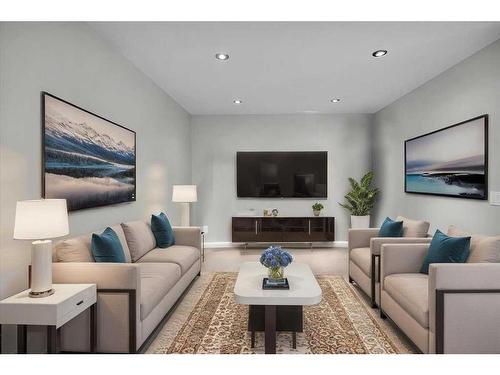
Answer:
[380,226,500,353]
[51,220,201,353]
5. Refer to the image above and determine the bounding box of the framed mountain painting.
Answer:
[42,92,136,211]
[405,115,488,200]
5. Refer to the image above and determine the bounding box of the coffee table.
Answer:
[234,262,322,354]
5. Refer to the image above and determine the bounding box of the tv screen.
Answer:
[237,151,327,198]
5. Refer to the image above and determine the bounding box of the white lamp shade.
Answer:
[172,185,197,203]
[14,199,69,240]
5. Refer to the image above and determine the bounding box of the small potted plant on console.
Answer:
[312,202,324,216]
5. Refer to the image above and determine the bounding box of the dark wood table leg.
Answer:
[264,305,276,354]
[292,331,297,349]
[17,325,27,354]
[47,326,59,354]
[90,303,97,353]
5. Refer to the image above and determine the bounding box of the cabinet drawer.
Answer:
[57,285,96,327]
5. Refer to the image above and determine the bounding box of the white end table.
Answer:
[0,284,97,354]
[234,262,322,354]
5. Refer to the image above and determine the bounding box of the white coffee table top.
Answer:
[234,262,322,306]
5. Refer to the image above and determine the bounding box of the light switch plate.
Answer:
[490,191,500,206]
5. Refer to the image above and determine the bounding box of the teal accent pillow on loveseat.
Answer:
[378,217,404,237]
[151,212,175,248]
[91,227,126,263]
[420,229,470,274]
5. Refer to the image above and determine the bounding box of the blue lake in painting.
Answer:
[406,174,485,198]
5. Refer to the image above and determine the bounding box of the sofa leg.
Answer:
[371,301,377,309]
[197,271,201,277]
[380,309,387,320]
[348,276,354,284]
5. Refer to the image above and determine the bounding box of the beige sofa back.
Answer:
[54,224,132,263]
[447,225,500,263]
[121,220,157,262]
[396,216,430,238]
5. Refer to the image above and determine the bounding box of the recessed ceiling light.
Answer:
[233,99,242,105]
[372,50,388,58]
[215,53,229,61]
[330,98,340,103]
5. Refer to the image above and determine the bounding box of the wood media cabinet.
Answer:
[232,216,335,247]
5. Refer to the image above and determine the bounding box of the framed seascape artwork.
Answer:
[42,92,136,211]
[405,115,488,200]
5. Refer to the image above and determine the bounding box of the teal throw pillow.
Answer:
[91,227,126,263]
[378,217,404,237]
[151,212,175,248]
[420,229,470,274]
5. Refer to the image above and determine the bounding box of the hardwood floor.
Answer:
[202,246,348,276]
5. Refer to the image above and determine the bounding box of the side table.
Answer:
[0,284,97,354]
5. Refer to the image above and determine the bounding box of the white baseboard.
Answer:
[205,241,348,249]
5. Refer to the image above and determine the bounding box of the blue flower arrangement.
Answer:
[260,246,293,280]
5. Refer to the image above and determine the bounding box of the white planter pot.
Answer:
[351,215,370,229]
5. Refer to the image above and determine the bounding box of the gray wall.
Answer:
[190,114,373,243]
[372,38,500,235]
[0,22,192,304]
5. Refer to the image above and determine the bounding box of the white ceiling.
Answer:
[90,22,500,115]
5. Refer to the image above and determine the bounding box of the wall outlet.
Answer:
[490,191,500,206]
[202,225,209,234]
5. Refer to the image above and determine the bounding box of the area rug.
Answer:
[147,273,415,354]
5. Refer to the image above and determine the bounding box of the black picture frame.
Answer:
[41,92,137,211]
[404,114,488,200]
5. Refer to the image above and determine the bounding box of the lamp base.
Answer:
[29,288,55,298]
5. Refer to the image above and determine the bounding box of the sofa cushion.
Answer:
[396,216,430,238]
[138,263,181,320]
[384,273,429,328]
[420,229,470,274]
[55,224,131,263]
[378,217,403,237]
[55,233,93,262]
[91,227,126,263]
[448,225,500,263]
[350,247,378,278]
[151,212,175,248]
[137,246,200,275]
[121,220,156,262]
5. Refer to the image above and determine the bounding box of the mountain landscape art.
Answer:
[405,115,487,200]
[43,93,136,210]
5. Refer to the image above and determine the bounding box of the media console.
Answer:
[232,216,335,246]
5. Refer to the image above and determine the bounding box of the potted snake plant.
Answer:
[339,171,379,228]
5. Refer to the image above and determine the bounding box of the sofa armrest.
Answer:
[348,228,380,250]
[173,226,202,250]
[52,262,140,290]
[380,243,429,286]
[370,236,432,255]
[428,263,500,353]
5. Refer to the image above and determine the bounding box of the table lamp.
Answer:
[172,185,197,226]
[13,199,69,298]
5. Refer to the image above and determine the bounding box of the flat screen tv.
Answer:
[237,151,327,198]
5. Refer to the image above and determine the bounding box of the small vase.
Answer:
[268,266,284,281]
[313,210,321,216]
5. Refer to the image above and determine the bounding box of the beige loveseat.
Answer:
[348,216,431,307]
[51,220,201,353]
[380,226,500,353]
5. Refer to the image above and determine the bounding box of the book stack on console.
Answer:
[262,278,290,290]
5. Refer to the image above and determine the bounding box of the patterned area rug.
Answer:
[147,273,414,354]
